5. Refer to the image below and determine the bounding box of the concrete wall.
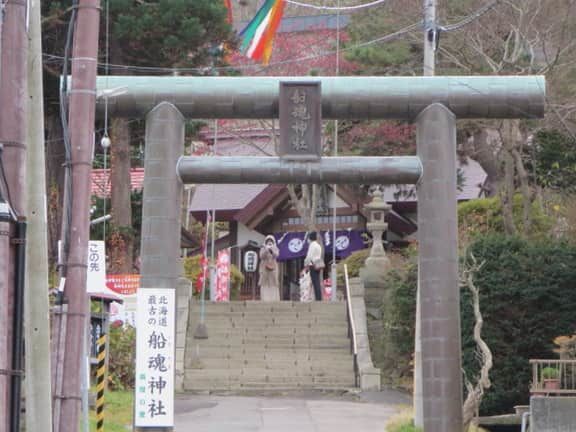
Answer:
[349,277,381,391]
[531,397,576,432]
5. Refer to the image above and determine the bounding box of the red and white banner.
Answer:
[106,274,141,326]
[215,249,231,302]
[106,274,140,296]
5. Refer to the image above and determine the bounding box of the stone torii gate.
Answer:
[94,75,545,432]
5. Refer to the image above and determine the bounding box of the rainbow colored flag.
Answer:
[239,0,286,65]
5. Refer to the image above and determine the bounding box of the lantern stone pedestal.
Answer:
[360,187,391,291]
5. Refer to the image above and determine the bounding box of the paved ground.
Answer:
[174,389,410,432]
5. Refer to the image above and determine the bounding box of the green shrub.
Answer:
[458,196,552,240]
[381,234,576,415]
[387,422,421,432]
[541,366,560,379]
[337,249,370,284]
[229,265,244,300]
[380,262,418,383]
[107,324,136,390]
[533,129,576,192]
[385,408,421,432]
[183,255,244,299]
[461,235,576,414]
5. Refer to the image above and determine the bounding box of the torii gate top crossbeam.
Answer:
[91,75,545,120]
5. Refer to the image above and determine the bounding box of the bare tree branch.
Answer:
[461,253,493,432]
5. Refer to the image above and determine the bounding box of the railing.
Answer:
[344,264,359,387]
[530,359,576,395]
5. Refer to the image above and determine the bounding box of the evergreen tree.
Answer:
[42,0,236,270]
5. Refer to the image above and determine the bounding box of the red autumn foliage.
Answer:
[340,121,416,156]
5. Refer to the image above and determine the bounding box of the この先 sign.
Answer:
[86,241,106,293]
[134,289,175,427]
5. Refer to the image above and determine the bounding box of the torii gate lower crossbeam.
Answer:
[98,76,546,432]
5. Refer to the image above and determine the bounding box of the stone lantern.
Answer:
[361,186,391,289]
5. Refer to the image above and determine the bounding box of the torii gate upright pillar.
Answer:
[136,102,184,432]
[417,103,462,431]
[141,102,184,291]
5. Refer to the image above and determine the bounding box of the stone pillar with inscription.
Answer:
[279,82,322,161]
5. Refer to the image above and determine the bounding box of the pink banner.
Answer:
[215,249,231,302]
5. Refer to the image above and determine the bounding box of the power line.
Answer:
[443,0,501,32]
[285,0,389,11]
[42,22,421,74]
[41,0,502,76]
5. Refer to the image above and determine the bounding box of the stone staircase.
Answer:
[183,301,357,392]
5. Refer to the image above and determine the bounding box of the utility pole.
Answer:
[0,0,28,430]
[414,0,436,428]
[25,0,54,430]
[423,0,436,77]
[56,1,101,430]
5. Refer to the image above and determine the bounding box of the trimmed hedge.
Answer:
[381,234,576,415]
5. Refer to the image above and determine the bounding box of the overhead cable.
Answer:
[444,0,501,32]
[285,0,389,11]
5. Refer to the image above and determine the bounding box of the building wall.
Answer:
[237,222,266,248]
[531,397,576,432]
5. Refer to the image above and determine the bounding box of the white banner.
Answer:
[86,241,107,293]
[134,289,175,427]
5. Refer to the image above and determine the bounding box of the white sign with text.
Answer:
[134,289,175,427]
[86,240,106,293]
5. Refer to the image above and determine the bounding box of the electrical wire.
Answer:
[331,0,341,299]
[42,0,501,76]
[104,0,110,133]
[102,0,110,242]
[443,0,501,32]
[58,0,79,278]
[41,22,422,74]
[285,0,389,11]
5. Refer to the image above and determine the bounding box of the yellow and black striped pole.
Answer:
[96,333,106,431]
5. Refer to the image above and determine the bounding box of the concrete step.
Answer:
[183,381,356,392]
[188,321,349,330]
[184,370,356,383]
[183,374,356,391]
[190,314,348,322]
[186,332,351,342]
[191,302,347,314]
[189,304,348,316]
[187,323,348,337]
[189,358,355,370]
[185,301,356,392]
[186,343,351,352]
[186,329,350,338]
[185,344,352,355]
